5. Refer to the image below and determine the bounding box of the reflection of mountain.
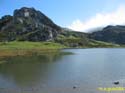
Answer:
[0,53,65,87]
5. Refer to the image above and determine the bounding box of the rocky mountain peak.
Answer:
[0,7,61,41]
[13,7,60,30]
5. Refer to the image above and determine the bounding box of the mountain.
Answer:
[0,7,120,47]
[0,7,62,41]
[89,25,125,44]
[0,7,91,47]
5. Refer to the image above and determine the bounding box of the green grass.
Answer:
[0,41,66,50]
[0,40,122,57]
[88,39,120,48]
[0,41,66,57]
[55,34,120,48]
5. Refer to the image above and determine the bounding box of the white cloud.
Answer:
[68,5,125,32]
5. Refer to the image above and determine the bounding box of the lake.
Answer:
[0,48,125,93]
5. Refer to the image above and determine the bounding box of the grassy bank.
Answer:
[0,41,122,57]
[0,41,66,57]
[0,41,66,49]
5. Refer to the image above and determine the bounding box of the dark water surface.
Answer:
[0,48,125,93]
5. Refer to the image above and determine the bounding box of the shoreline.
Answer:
[0,41,123,57]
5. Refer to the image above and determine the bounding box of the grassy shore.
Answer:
[0,41,66,57]
[0,41,122,57]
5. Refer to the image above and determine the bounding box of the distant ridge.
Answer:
[89,25,125,44]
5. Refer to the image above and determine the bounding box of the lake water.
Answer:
[0,48,125,93]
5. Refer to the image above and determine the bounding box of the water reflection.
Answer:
[0,49,125,93]
[0,52,66,88]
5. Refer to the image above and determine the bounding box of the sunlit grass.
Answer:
[0,41,65,50]
[0,41,66,57]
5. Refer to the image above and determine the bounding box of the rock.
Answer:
[114,81,119,85]
[0,7,61,41]
[0,15,13,30]
[73,86,77,89]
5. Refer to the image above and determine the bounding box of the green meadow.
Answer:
[0,41,66,57]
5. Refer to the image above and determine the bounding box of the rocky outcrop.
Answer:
[0,7,61,41]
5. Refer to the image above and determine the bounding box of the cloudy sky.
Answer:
[0,0,125,32]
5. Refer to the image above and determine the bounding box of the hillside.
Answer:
[0,7,120,48]
[0,7,62,41]
[89,25,125,45]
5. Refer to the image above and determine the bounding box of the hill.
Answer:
[0,7,120,48]
[89,25,125,45]
[0,7,62,41]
